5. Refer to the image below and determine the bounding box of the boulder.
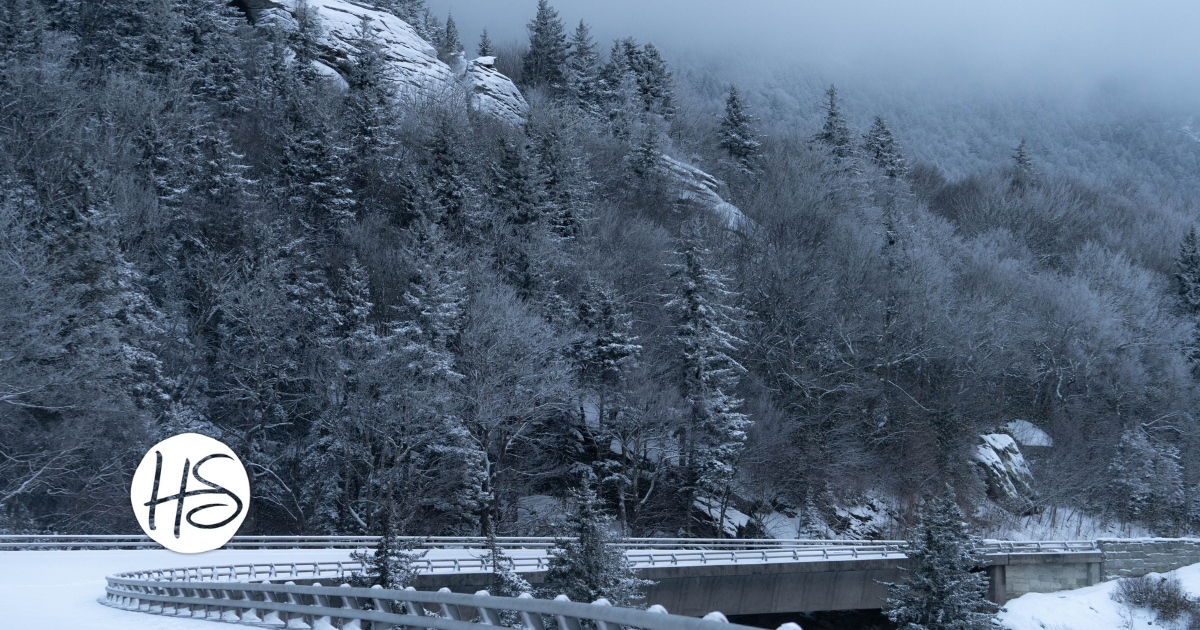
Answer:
[265,0,527,123]
[975,432,1038,514]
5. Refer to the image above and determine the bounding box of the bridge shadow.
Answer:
[727,610,896,630]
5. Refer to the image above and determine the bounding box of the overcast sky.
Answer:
[428,0,1199,99]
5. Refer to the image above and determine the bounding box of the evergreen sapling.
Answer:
[883,488,999,630]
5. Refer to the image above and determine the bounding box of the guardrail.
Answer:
[103,576,787,630]
[105,540,1101,584]
[1,534,1101,552]
[2,535,907,550]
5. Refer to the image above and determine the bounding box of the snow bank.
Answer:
[999,563,1200,630]
[267,0,527,124]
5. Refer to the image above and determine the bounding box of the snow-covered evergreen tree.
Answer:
[522,0,569,91]
[1176,227,1200,312]
[666,221,749,537]
[718,84,761,173]
[482,533,534,619]
[438,13,464,65]
[883,488,999,630]
[565,20,601,114]
[816,84,855,160]
[541,486,654,607]
[863,115,907,178]
[1109,429,1186,532]
[477,28,493,57]
[349,511,428,589]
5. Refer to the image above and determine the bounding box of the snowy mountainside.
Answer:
[266,0,528,124]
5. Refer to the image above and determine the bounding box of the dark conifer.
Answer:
[718,85,761,173]
[816,84,855,160]
[477,27,494,57]
[863,116,907,178]
[565,20,601,113]
[541,485,653,606]
[884,488,999,630]
[522,0,569,90]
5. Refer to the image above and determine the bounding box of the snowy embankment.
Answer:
[0,548,540,629]
[999,562,1200,630]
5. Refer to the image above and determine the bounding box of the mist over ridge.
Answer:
[432,0,1200,193]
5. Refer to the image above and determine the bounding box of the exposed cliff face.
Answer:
[266,0,528,124]
[464,57,529,125]
[975,433,1038,514]
[660,155,748,229]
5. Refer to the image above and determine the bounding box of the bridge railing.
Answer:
[1,534,909,550]
[103,574,787,630]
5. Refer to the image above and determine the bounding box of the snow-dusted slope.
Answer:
[267,0,527,124]
[660,155,748,229]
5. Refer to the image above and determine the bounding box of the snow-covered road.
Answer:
[1,548,548,629]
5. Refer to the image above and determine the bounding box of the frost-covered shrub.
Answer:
[1111,574,1197,622]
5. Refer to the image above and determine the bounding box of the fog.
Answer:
[429,0,1199,101]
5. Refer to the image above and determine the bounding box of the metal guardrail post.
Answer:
[518,593,546,630]
[475,590,504,626]
[553,594,583,630]
[371,584,396,630]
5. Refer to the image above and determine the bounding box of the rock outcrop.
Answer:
[660,155,748,229]
[975,433,1038,514]
[267,0,528,124]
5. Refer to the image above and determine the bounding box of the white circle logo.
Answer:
[130,433,250,553]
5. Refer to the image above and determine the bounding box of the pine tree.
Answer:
[439,13,464,65]
[522,0,569,91]
[565,20,601,114]
[634,43,675,120]
[1109,429,1186,531]
[346,15,396,174]
[482,533,534,622]
[863,116,907,178]
[573,284,641,429]
[490,138,543,226]
[1013,139,1033,172]
[666,221,749,537]
[288,0,325,85]
[541,486,654,607]
[477,28,494,57]
[427,117,474,234]
[883,488,999,630]
[816,84,854,160]
[718,85,761,173]
[349,511,428,589]
[422,9,443,51]
[279,119,356,237]
[1178,226,1200,313]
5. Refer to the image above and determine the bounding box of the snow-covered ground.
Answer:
[999,562,1200,630]
[0,547,541,629]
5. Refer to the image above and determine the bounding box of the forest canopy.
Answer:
[1,0,1198,539]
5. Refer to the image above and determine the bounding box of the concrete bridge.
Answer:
[11,535,1197,622]
[420,539,1200,616]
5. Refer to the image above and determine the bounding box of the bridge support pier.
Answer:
[985,565,1006,605]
